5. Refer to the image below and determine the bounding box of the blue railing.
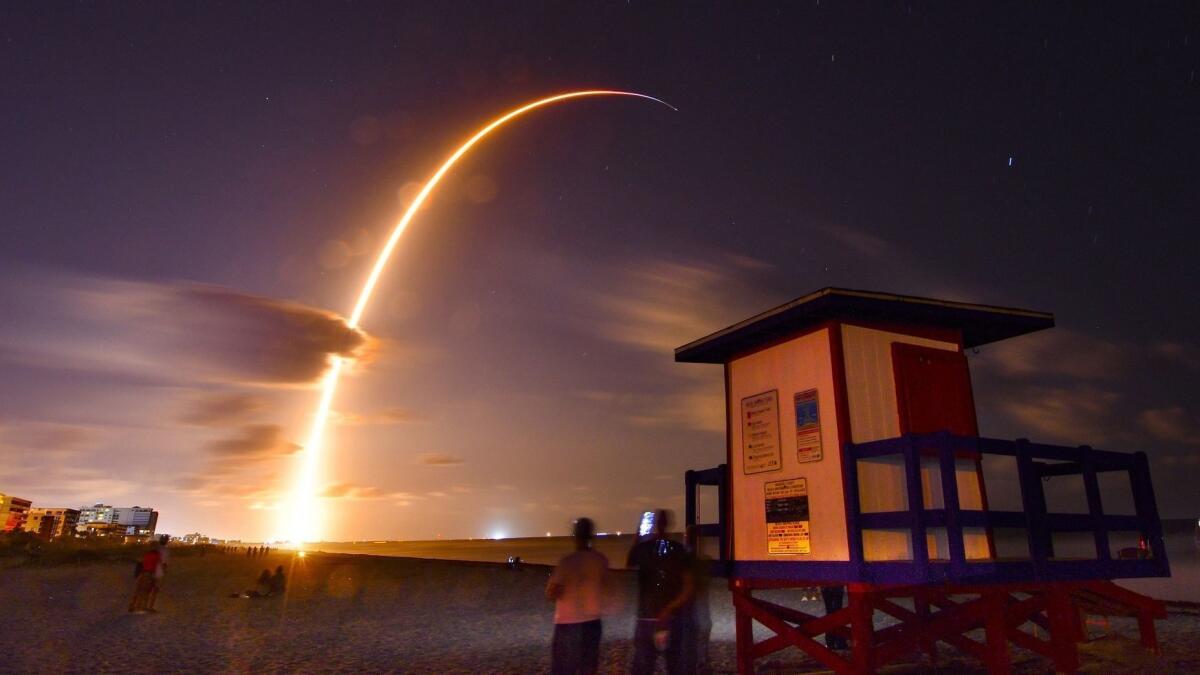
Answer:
[842,432,1171,584]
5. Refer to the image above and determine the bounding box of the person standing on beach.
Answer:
[626,510,695,675]
[546,517,609,675]
[146,534,169,611]
[129,545,161,613]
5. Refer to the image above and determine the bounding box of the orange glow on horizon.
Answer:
[283,90,674,543]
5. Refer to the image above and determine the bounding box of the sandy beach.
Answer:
[2,547,1198,674]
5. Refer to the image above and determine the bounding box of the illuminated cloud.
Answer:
[591,258,762,354]
[319,482,383,500]
[0,422,97,455]
[178,392,266,427]
[332,406,424,426]
[206,424,300,472]
[153,285,370,385]
[418,453,465,466]
[0,271,369,387]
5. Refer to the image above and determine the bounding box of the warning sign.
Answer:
[741,390,781,474]
[765,478,810,555]
[793,389,822,463]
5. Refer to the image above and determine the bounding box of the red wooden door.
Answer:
[891,343,978,436]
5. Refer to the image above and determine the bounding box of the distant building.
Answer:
[23,508,80,539]
[0,493,33,533]
[77,504,158,537]
[78,522,128,539]
[113,507,158,536]
[180,532,210,545]
[77,503,116,527]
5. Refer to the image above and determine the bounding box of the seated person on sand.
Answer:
[230,569,274,598]
[269,565,286,595]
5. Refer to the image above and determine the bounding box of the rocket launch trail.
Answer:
[285,90,674,543]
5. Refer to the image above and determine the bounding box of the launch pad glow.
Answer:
[284,90,673,543]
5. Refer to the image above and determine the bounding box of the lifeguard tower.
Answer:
[676,288,1170,674]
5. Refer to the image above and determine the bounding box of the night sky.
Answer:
[2,3,1197,541]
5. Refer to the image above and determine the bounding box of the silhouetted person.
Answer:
[254,569,272,596]
[232,569,272,598]
[546,517,609,675]
[683,536,713,674]
[626,510,695,675]
[270,565,286,595]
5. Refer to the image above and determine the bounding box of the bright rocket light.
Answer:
[284,90,674,543]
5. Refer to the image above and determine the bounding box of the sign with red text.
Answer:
[793,389,822,463]
[765,477,810,554]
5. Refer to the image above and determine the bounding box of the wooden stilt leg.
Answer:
[1137,610,1160,655]
[983,592,1012,675]
[914,594,938,665]
[849,583,873,674]
[1046,588,1080,674]
[734,582,755,674]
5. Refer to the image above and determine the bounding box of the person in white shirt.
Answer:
[545,517,609,675]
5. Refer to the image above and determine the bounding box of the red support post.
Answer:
[913,595,938,665]
[983,591,1012,675]
[733,580,755,674]
[849,583,874,673]
[1137,610,1160,655]
[1046,587,1081,674]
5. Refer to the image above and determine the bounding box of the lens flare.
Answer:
[284,90,674,543]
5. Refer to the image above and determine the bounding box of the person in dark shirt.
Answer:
[625,509,695,675]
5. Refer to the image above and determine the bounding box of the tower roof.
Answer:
[674,287,1054,364]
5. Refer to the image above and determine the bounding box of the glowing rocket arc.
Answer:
[285,91,674,543]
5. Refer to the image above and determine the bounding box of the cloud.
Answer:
[0,271,369,387]
[1153,342,1200,370]
[0,422,97,455]
[0,464,136,504]
[977,330,1125,380]
[418,453,465,466]
[576,375,725,433]
[332,406,424,426]
[122,284,370,385]
[206,424,300,471]
[821,224,890,259]
[178,393,266,426]
[591,259,760,354]
[999,386,1123,445]
[1139,406,1200,445]
[319,482,383,500]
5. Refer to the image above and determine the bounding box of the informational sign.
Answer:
[741,390,781,474]
[765,477,810,555]
[793,389,822,463]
